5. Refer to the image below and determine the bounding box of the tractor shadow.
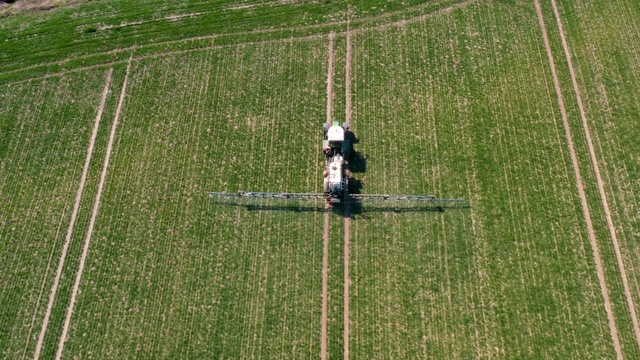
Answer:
[347,151,367,174]
[332,198,469,220]
[345,130,366,174]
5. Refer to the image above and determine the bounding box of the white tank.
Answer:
[325,154,344,193]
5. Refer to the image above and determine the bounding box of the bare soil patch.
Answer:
[0,0,84,14]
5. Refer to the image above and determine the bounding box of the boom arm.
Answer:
[209,190,327,200]
[209,191,465,204]
[351,194,465,203]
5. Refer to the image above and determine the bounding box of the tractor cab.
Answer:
[323,120,351,156]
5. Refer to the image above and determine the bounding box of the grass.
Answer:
[0,0,458,82]
[2,0,640,358]
[53,40,329,358]
[349,0,636,357]
[541,0,640,352]
[0,68,119,359]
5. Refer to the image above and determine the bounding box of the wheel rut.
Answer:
[321,204,330,360]
[343,28,352,360]
[321,32,335,360]
[55,59,132,360]
[534,1,622,358]
[33,68,113,360]
[549,0,640,349]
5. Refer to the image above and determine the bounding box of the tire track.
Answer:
[321,32,334,360]
[326,32,335,124]
[345,29,353,124]
[32,68,113,360]
[343,28,352,360]
[549,0,640,349]
[322,204,330,360]
[54,58,132,360]
[343,205,351,360]
[533,1,622,358]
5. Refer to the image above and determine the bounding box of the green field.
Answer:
[0,69,121,358]
[2,0,640,358]
[350,2,631,357]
